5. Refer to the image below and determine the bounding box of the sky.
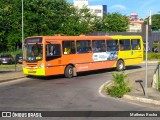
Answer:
[67,0,160,18]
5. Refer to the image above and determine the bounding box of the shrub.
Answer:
[105,72,131,98]
[144,52,160,60]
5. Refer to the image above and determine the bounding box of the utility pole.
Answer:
[145,10,151,96]
[22,0,24,50]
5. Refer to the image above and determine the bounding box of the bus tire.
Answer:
[65,65,73,78]
[116,60,125,71]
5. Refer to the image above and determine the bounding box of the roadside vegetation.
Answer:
[144,52,160,60]
[104,72,131,98]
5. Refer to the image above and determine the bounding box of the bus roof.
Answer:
[26,35,113,40]
[110,35,142,39]
[25,34,142,41]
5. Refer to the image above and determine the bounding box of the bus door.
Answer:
[45,41,62,75]
[119,39,132,65]
[131,39,143,64]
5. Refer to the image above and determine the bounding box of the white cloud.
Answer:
[110,4,127,10]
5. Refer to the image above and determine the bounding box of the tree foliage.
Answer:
[0,0,129,52]
[144,14,160,31]
[94,12,129,32]
[0,0,96,52]
[151,14,160,31]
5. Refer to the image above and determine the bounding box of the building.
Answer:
[73,0,107,18]
[73,0,88,9]
[128,13,144,32]
[88,5,107,18]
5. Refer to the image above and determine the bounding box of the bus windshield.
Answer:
[24,44,43,62]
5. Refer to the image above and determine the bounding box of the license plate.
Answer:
[28,70,36,73]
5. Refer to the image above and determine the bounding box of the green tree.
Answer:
[24,0,94,36]
[0,0,22,51]
[151,14,160,31]
[0,0,96,52]
[94,12,129,32]
[144,14,160,31]
[0,0,95,52]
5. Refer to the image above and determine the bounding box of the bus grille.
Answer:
[26,63,37,67]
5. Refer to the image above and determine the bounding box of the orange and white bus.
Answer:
[22,35,143,78]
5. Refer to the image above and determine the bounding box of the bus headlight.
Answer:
[39,63,44,68]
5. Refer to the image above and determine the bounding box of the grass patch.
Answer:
[104,72,131,98]
[0,64,22,69]
[144,52,160,60]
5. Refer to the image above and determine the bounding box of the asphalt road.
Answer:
[0,64,160,120]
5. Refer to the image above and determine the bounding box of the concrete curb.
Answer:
[0,77,25,83]
[123,94,160,106]
[98,81,112,98]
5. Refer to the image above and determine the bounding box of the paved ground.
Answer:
[0,71,25,83]
[0,62,160,119]
[0,61,160,107]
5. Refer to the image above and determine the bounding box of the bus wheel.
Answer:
[65,65,73,78]
[116,60,125,71]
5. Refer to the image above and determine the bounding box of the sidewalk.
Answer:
[102,60,160,106]
[124,68,160,106]
[0,71,25,83]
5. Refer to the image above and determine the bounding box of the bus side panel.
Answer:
[45,65,65,76]
[76,60,117,72]
[44,53,117,76]
[116,36,144,66]
[63,53,117,72]
[45,58,65,76]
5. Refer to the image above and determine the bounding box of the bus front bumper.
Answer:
[23,67,45,76]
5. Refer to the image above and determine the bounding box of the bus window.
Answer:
[76,40,91,53]
[119,39,131,51]
[131,39,141,50]
[62,41,76,54]
[106,40,119,51]
[46,44,61,60]
[92,40,106,52]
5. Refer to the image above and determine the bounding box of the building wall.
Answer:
[129,22,143,32]
[88,5,103,18]
[128,13,144,32]
[73,0,107,18]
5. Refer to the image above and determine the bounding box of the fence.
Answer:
[152,62,160,90]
